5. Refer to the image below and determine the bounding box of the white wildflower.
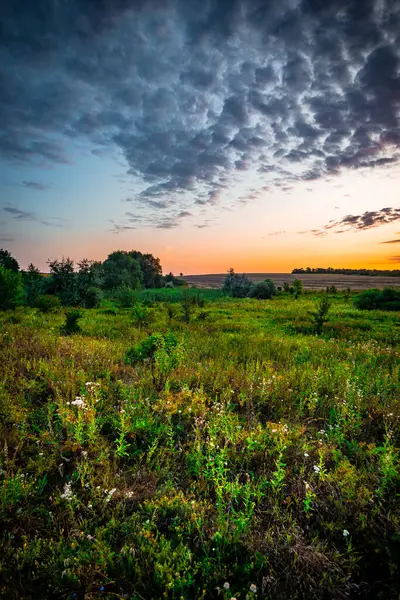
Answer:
[313,465,320,474]
[343,529,350,537]
[223,582,230,590]
[304,453,309,457]
[61,483,74,500]
[250,583,257,593]
[71,397,86,409]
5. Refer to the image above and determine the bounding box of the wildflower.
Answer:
[313,465,320,474]
[304,452,309,457]
[223,582,230,590]
[343,529,350,537]
[88,504,92,508]
[71,397,86,409]
[250,583,257,593]
[61,483,75,500]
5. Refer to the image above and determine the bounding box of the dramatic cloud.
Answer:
[1,0,400,224]
[22,181,49,191]
[309,207,400,236]
[3,205,66,228]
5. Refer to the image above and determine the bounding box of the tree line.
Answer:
[0,248,178,310]
[292,267,400,277]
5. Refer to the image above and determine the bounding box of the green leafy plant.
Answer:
[34,294,61,313]
[61,309,83,335]
[0,266,24,310]
[311,293,331,334]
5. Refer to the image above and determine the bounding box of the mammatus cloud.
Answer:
[306,207,400,237]
[1,0,400,229]
[3,206,66,228]
[22,181,49,191]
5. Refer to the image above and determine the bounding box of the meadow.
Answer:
[0,291,399,599]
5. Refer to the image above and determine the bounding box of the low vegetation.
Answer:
[0,251,400,599]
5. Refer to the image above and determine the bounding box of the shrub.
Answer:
[125,331,182,385]
[248,278,276,299]
[222,268,252,298]
[131,302,152,327]
[80,286,103,308]
[354,287,400,311]
[311,293,331,334]
[113,286,137,308]
[292,278,303,299]
[34,294,61,313]
[61,309,82,335]
[181,291,194,323]
[0,266,24,310]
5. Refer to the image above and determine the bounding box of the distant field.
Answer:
[183,272,400,290]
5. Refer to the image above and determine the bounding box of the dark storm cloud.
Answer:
[310,207,400,236]
[1,0,400,221]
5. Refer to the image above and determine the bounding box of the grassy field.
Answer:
[183,273,400,290]
[0,292,399,599]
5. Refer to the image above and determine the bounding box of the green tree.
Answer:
[311,293,331,335]
[23,263,44,306]
[102,251,142,290]
[0,266,24,309]
[76,259,103,307]
[0,249,19,273]
[129,251,163,288]
[47,257,77,305]
[293,278,303,299]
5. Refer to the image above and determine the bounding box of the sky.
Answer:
[1,0,400,274]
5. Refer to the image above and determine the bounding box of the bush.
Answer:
[354,287,400,311]
[61,309,82,335]
[131,302,152,328]
[248,278,276,299]
[0,267,24,310]
[292,278,303,299]
[80,286,103,308]
[310,293,331,334]
[222,268,252,298]
[113,286,137,308]
[34,294,61,313]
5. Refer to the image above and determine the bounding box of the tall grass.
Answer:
[0,292,399,599]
